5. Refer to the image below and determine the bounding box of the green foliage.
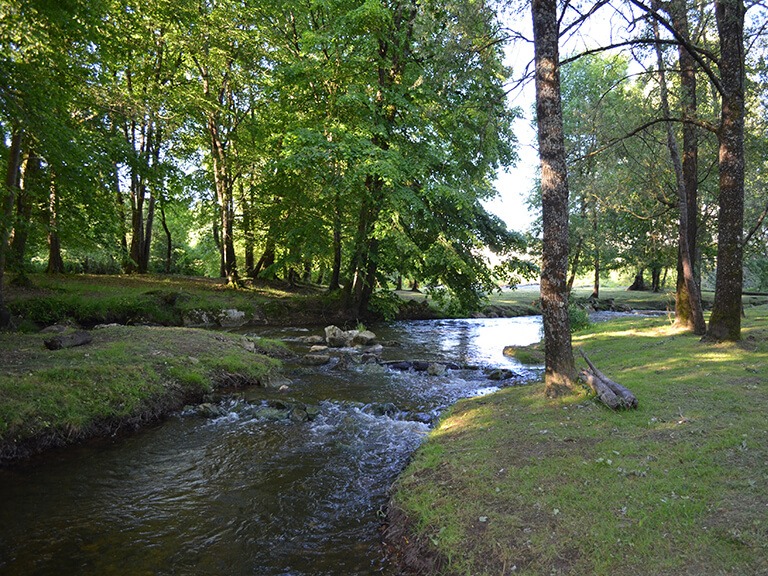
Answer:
[368,289,404,321]
[568,303,592,333]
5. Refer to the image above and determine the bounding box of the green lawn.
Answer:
[390,305,768,575]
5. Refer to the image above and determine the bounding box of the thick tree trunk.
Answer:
[532,0,576,397]
[0,127,23,326]
[707,0,745,341]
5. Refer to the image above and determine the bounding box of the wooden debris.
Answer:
[44,330,93,351]
[580,350,638,410]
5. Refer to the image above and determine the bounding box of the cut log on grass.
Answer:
[580,350,638,409]
[580,369,622,409]
[44,330,93,351]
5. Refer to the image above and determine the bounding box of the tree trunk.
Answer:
[0,127,23,326]
[9,148,40,276]
[653,3,706,334]
[628,269,646,291]
[591,205,600,299]
[208,116,237,284]
[254,238,276,279]
[127,173,145,274]
[46,175,65,274]
[140,195,155,273]
[240,181,255,277]
[113,163,130,272]
[566,235,583,296]
[670,0,703,330]
[532,0,576,397]
[651,266,662,292]
[328,191,342,292]
[160,201,172,273]
[707,0,745,341]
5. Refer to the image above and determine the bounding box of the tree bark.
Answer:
[591,205,600,299]
[670,0,703,331]
[628,270,646,291]
[707,0,745,341]
[532,0,576,396]
[0,127,23,326]
[653,1,706,334]
[46,175,65,274]
[10,148,39,276]
[160,201,172,274]
[328,190,342,292]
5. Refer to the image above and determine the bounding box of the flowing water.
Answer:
[0,317,543,576]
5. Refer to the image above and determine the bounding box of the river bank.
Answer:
[0,325,287,464]
[387,304,768,575]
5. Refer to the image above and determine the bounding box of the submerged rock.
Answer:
[263,373,292,389]
[427,363,447,376]
[351,330,377,346]
[303,353,331,366]
[197,403,228,418]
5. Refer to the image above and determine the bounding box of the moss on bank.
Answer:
[0,325,283,464]
[389,306,768,575]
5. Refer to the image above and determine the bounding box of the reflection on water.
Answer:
[0,316,542,576]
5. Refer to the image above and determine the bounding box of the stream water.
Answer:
[0,316,543,576]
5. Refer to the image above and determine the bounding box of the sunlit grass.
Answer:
[0,326,280,458]
[392,305,768,575]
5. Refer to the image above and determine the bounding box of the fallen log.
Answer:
[44,330,93,351]
[580,350,638,409]
[580,369,622,410]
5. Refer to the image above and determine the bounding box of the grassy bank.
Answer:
[389,305,768,575]
[4,273,356,329]
[0,325,284,464]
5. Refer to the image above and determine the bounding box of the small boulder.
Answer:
[303,353,331,366]
[487,368,518,381]
[427,363,447,376]
[325,325,350,348]
[351,330,377,346]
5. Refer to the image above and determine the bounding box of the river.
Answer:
[0,316,543,575]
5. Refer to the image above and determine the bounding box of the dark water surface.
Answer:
[0,317,542,576]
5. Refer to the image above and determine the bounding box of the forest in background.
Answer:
[1,0,767,320]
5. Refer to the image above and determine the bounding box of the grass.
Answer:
[0,325,281,462]
[5,273,335,329]
[390,305,768,575]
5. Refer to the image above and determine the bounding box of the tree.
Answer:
[651,1,706,334]
[532,0,577,396]
[706,0,746,340]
